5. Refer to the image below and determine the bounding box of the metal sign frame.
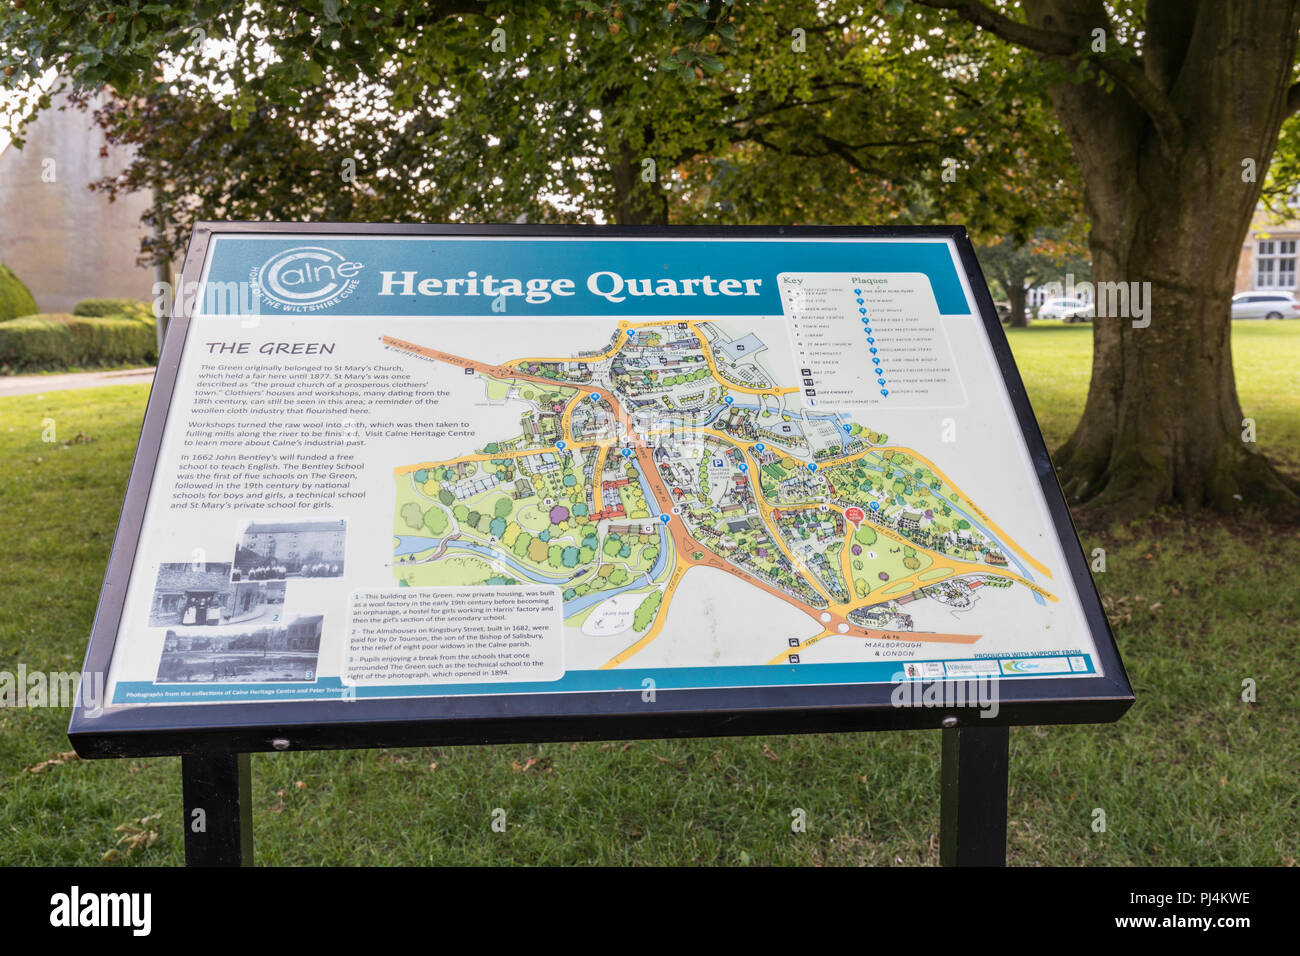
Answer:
[69,222,1133,759]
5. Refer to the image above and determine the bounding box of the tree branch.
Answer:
[1095,56,1183,146]
[1288,81,1300,117]
[738,132,894,179]
[912,0,1078,55]
[912,0,1183,146]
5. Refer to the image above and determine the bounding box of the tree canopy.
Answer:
[6,1,1081,263]
[7,0,1300,518]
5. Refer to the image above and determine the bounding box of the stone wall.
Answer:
[0,90,158,314]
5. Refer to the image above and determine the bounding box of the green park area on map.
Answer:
[387,319,1056,669]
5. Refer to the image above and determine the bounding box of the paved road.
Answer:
[0,366,155,398]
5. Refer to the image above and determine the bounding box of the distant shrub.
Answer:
[0,314,157,372]
[72,297,154,321]
[0,264,38,321]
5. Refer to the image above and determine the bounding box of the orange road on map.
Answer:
[656,426,1057,610]
[814,444,1052,579]
[381,328,1051,669]
[590,446,606,513]
[764,630,837,667]
[599,443,979,669]
[686,320,800,398]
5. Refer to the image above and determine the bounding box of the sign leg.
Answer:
[939,725,1008,866]
[182,753,253,866]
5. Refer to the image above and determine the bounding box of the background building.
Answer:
[0,89,157,313]
[1235,208,1300,293]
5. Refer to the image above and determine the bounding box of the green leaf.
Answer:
[682,17,709,39]
[696,52,723,75]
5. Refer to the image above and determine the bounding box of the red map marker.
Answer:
[845,506,865,528]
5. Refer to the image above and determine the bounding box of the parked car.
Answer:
[993,300,1011,322]
[1037,297,1095,322]
[1230,291,1300,319]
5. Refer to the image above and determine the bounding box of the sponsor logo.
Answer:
[999,657,1072,675]
[901,662,945,679]
[942,659,1001,677]
[252,246,363,311]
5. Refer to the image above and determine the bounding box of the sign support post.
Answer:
[939,725,1009,866]
[182,753,253,867]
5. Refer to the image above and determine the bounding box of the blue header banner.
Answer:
[198,235,973,317]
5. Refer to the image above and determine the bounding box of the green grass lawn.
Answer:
[1006,321,1300,472]
[1,323,1297,866]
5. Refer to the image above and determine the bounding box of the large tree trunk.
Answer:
[610,143,668,225]
[1057,215,1300,517]
[1027,0,1300,520]
[1006,283,1029,328]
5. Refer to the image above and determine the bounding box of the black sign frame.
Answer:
[69,222,1133,759]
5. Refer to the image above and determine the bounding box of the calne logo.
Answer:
[253,246,364,311]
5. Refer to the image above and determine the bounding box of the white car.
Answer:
[1231,291,1300,319]
[1037,297,1095,322]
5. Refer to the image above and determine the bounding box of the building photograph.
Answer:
[156,614,324,683]
[147,562,285,628]
[232,520,347,580]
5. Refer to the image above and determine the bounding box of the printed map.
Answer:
[387,320,1057,671]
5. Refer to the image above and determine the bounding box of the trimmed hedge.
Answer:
[0,264,38,321]
[0,314,158,372]
[72,297,155,322]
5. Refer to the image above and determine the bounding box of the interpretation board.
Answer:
[70,224,1132,757]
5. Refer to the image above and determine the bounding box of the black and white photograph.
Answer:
[148,562,286,628]
[155,614,324,683]
[232,519,347,581]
